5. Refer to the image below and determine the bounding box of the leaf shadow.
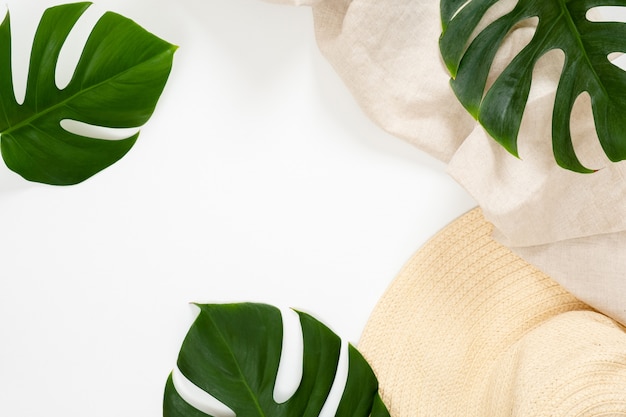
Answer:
[0,166,40,195]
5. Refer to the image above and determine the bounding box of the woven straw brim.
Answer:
[359,208,626,416]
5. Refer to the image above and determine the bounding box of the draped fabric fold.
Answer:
[264,0,626,325]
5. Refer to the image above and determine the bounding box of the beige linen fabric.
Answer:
[269,0,626,325]
[309,0,476,162]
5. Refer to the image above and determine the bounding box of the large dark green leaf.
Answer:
[163,303,390,417]
[0,2,176,185]
[440,0,626,172]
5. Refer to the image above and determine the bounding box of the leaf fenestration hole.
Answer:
[55,5,104,90]
[450,0,473,21]
[587,6,626,23]
[318,340,349,417]
[515,49,564,160]
[466,0,520,50]
[608,52,626,72]
[608,52,624,62]
[570,92,609,169]
[60,119,140,140]
[9,5,40,105]
[172,367,236,417]
[484,16,538,93]
[273,307,304,404]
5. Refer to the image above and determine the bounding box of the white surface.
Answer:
[0,0,475,416]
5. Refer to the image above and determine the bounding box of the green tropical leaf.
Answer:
[440,0,626,172]
[163,303,390,417]
[0,2,176,185]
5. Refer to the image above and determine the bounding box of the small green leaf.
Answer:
[439,0,626,172]
[0,2,176,185]
[163,303,390,417]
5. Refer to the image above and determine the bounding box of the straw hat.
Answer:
[359,208,626,416]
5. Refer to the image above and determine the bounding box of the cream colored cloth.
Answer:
[268,0,626,325]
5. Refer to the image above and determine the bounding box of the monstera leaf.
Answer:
[0,2,176,185]
[440,0,626,172]
[164,303,390,417]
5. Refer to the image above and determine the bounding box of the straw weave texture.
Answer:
[359,208,626,416]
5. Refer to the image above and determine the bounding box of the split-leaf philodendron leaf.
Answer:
[163,303,390,417]
[440,0,626,172]
[0,2,176,185]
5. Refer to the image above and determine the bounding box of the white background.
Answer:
[0,0,476,415]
